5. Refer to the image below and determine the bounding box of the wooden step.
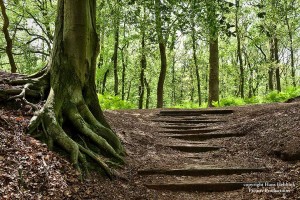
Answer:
[158,116,220,120]
[154,119,226,124]
[138,166,267,176]
[165,144,222,152]
[145,181,251,192]
[160,125,208,130]
[163,132,246,141]
[160,128,220,134]
[159,109,234,116]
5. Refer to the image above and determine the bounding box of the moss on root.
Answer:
[1,72,125,179]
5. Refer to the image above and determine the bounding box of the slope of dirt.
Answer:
[0,100,299,199]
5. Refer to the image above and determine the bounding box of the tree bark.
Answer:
[285,15,296,87]
[170,28,176,106]
[0,0,17,73]
[235,0,244,98]
[113,25,119,96]
[102,69,109,94]
[138,32,146,109]
[206,0,219,107]
[155,0,167,108]
[144,77,150,109]
[208,38,219,107]
[0,0,124,176]
[191,28,201,106]
[269,38,274,91]
[126,79,132,101]
[274,37,281,92]
[190,0,201,106]
[120,48,126,100]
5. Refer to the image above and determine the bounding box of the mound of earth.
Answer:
[227,102,300,161]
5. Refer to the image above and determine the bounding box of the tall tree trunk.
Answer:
[235,0,244,98]
[208,38,219,107]
[120,15,128,100]
[0,0,17,73]
[170,28,176,106]
[285,15,296,87]
[244,51,254,98]
[269,39,274,91]
[274,37,281,91]
[138,8,147,109]
[126,79,132,101]
[107,0,120,96]
[191,30,201,106]
[190,1,201,106]
[102,69,109,94]
[121,48,126,100]
[155,0,167,108]
[0,0,125,176]
[138,33,146,109]
[171,55,176,106]
[144,77,150,109]
[113,25,119,96]
[206,0,219,107]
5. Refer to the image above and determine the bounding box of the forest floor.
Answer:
[0,95,300,199]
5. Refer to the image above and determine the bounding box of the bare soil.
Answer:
[0,90,300,199]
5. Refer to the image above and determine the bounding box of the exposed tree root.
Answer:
[1,72,125,178]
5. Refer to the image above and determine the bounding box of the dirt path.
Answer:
[0,102,299,199]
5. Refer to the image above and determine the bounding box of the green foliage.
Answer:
[263,87,300,103]
[171,100,205,109]
[218,97,246,107]
[264,91,289,102]
[98,93,136,110]
[212,87,300,107]
[244,96,262,104]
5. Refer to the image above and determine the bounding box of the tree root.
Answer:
[26,98,124,177]
[0,72,49,111]
[8,83,39,111]
[1,71,125,178]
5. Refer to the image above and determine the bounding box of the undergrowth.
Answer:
[99,87,300,110]
[98,93,135,110]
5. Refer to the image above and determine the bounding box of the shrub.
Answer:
[98,94,135,110]
[218,97,245,107]
[244,96,262,104]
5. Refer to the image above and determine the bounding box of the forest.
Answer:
[0,0,300,199]
[1,0,300,109]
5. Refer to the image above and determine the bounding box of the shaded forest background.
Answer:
[1,0,300,109]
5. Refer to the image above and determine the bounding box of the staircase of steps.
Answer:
[139,108,269,193]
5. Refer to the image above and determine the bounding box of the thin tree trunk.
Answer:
[97,26,105,91]
[155,0,167,108]
[144,77,150,109]
[138,32,146,109]
[235,0,244,98]
[126,79,132,101]
[102,69,109,94]
[121,49,126,100]
[285,16,296,87]
[0,0,17,73]
[274,38,281,91]
[171,54,176,106]
[170,28,176,106]
[269,39,274,91]
[191,29,201,106]
[120,13,127,100]
[113,25,119,96]
[191,0,201,106]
